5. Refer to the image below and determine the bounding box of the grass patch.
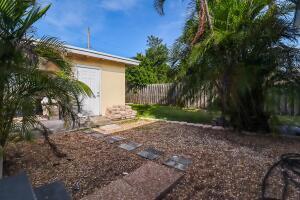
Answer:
[277,115,300,127]
[130,104,220,124]
[130,104,300,127]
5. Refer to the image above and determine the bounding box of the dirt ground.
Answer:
[4,121,300,200]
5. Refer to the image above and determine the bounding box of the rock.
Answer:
[72,181,80,192]
[212,126,225,131]
[105,105,137,120]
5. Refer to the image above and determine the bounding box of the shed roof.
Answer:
[66,45,140,66]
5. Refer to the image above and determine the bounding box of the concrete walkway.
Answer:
[81,162,183,200]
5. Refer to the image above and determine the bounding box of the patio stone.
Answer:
[106,136,125,144]
[82,162,183,200]
[119,141,142,151]
[164,155,192,171]
[137,147,163,160]
[81,179,147,200]
[123,162,184,199]
[90,133,105,139]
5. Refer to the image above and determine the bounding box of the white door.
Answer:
[77,66,101,116]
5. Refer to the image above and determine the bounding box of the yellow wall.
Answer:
[68,54,126,116]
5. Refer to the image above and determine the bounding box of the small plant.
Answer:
[0,0,92,177]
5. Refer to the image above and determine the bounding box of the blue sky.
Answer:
[36,0,189,58]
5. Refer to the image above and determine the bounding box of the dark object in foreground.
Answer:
[34,181,71,200]
[261,153,300,200]
[0,171,71,200]
[278,125,300,137]
[0,171,36,200]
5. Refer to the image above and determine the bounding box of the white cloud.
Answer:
[37,0,104,46]
[99,0,139,11]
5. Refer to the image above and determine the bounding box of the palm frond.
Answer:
[154,0,167,15]
[0,0,93,157]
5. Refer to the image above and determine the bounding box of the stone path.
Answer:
[164,155,192,171]
[85,129,192,171]
[119,141,142,151]
[106,136,126,144]
[81,162,183,200]
[82,125,193,199]
[137,147,163,160]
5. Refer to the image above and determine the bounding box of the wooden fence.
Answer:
[126,83,300,116]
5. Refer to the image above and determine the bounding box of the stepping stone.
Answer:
[119,141,142,151]
[137,147,163,160]
[106,136,125,144]
[164,155,192,171]
[34,181,71,200]
[82,162,183,200]
[90,133,105,139]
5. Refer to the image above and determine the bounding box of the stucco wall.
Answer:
[68,54,126,116]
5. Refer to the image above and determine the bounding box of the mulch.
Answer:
[4,121,300,199]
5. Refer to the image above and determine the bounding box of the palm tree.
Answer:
[154,0,212,44]
[0,0,92,177]
[158,0,300,132]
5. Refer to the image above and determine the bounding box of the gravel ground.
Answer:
[4,121,300,199]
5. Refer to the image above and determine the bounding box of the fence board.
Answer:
[126,84,299,116]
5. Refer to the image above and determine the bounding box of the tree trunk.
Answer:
[0,146,3,179]
[204,0,213,30]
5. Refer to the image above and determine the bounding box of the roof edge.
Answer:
[65,45,140,66]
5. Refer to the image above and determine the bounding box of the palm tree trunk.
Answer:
[0,145,3,179]
[204,0,213,30]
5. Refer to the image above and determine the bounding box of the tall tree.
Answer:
[126,35,170,89]
[0,0,92,176]
[157,0,300,132]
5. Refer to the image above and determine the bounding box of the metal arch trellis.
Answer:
[261,153,300,200]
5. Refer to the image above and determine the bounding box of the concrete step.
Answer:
[82,162,183,200]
